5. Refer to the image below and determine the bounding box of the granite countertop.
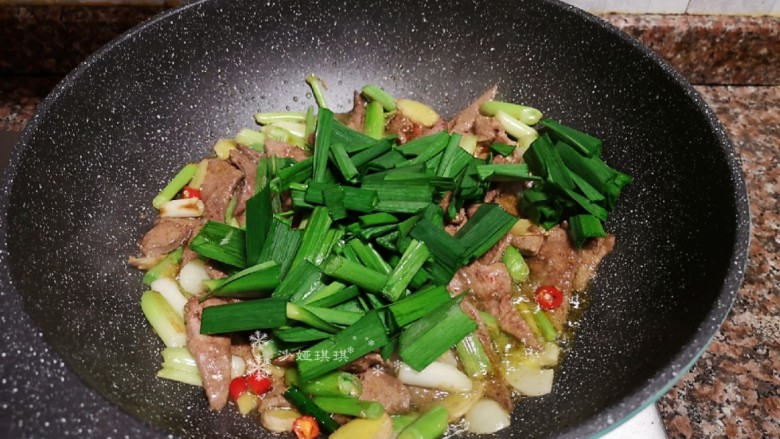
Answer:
[1,6,779,438]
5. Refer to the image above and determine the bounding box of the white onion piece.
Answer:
[504,363,554,396]
[465,399,511,434]
[261,408,301,433]
[231,355,246,379]
[397,361,472,393]
[538,343,560,367]
[150,277,188,318]
[159,198,204,217]
[437,349,459,368]
[178,259,210,296]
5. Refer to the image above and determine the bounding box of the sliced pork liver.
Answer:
[138,218,202,257]
[358,369,411,415]
[525,226,615,330]
[184,297,232,410]
[449,261,539,349]
[228,145,261,220]
[200,159,242,222]
[448,86,497,135]
[264,139,308,161]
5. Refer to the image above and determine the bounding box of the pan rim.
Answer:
[0,0,751,438]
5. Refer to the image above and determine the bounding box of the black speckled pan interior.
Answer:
[0,0,749,437]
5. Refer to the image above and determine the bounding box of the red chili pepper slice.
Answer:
[535,285,564,310]
[228,377,248,403]
[181,186,202,200]
[246,372,272,396]
[292,415,320,439]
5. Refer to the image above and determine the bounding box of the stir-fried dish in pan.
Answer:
[129,76,631,438]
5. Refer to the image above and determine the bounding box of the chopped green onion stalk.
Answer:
[543,118,602,157]
[398,295,477,371]
[364,100,385,139]
[361,84,397,111]
[502,245,530,283]
[516,301,543,340]
[300,370,363,398]
[455,332,493,379]
[152,163,198,209]
[348,239,392,275]
[494,110,539,142]
[254,112,306,125]
[202,261,281,299]
[329,142,360,183]
[268,121,306,139]
[291,207,333,270]
[143,247,183,286]
[140,290,186,348]
[454,203,517,263]
[476,164,539,182]
[284,385,341,433]
[393,414,418,435]
[234,128,266,147]
[200,297,288,334]
[396,405,448,439]
[321,255,389,294]
[306,74,329,109]
[274,260,324,301]
[156,367,202,387]
[490,143,516,156]
[189,221,246,269]
[274,327,330,343]
[297,310,389,381]
[480,100,543,125]
[533,309,558,342]
[313,108,335,183]
[286,302,340,333]
[313,396,385,419]
[382,240,430,302]
[389,285,451,327]
[568,214,606,248]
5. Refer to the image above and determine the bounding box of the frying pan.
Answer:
[0,0,749,437]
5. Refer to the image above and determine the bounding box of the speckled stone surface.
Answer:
[603,14,780,86]
[0,4,775,438]
[657,85,780,438]
[1,7,778,85]
[0,5,164,75]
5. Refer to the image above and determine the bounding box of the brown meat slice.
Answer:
[448,86,498,135]
[228,145,261,219]
[386,113,415,144]
[450,261,539,349]
[423,117,448,136]
[525,226,615,330]
[473,115,506,143]
[345,91,367,131]
[138,218,201,257]
[511,234,545,256]
[358,369,411,415]
[341,352,390,373]
[184,297,232,410]
[264,139,308,161]
[484,377,514,414]
[573,234,616,292]
[127,254,164,270]
[200,159,243,222]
